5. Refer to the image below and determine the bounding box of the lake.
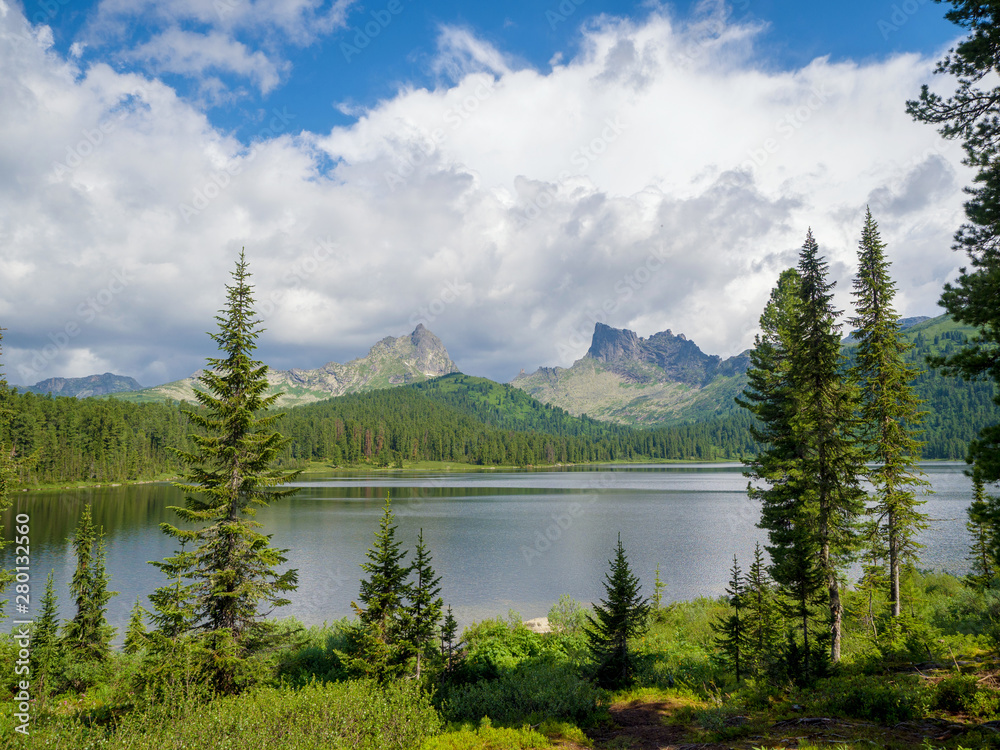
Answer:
[0,462,976,637]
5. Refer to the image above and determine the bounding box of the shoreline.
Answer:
[15,456,971,492]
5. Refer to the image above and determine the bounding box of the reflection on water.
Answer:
[1,462,975,637]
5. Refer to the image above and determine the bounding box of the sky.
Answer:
[0,0,975,388]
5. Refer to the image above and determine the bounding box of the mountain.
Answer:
[511,315,999,458]
[511,323,750,425]
[25,373,143,398]
[116,324,459,407]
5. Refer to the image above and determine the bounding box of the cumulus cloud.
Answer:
[82,0,356,98]
[0,3,971,388]
[127,28,287,95]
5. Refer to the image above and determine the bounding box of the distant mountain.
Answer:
[512,315,999,445]
[25,373,143,398]
[116,324,459,407]
[511,323,750,425]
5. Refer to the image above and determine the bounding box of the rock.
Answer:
[523,617,551,634]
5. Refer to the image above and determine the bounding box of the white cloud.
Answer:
[128,28,287,95]
[83,0,357,97]
[0,3,972,388]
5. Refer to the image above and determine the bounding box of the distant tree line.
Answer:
[0,327,994,485]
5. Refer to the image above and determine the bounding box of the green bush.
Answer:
[112,679,439,749]
[457,617,585,682]
[442,658,599,726]
[934,674,1000,719]
[546,595,589,635]
[816,675,931,725]
[274,619,353,686]
[421,718,551,749]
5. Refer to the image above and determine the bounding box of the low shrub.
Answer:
[442,658,600,726]
[934,674,1000,719]
[422,718,551,749]
[815,675,931,725]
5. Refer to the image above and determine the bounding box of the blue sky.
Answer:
[0,0,976,386]
[21,0,960,137]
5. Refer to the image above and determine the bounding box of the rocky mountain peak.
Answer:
[583,323,749,387]
[586,322,642,363]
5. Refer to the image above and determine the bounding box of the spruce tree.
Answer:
[405,528,443,680]
[966,472,1000,590]
[440,604,459,675]
[156,250,299,693]
[585,533,650,689]
[64,505,116,662]
[739,268,825,678]
[711,556,745,681]
[850,208,929,617]
[790,230,867,663]
[742,543,782,679]
[349,496,412,679]
[31,571,62,690]
[124,599,149,654]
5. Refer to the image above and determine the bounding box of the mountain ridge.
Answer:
[114,324,459,407]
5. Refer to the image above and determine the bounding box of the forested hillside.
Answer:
[2,390,193,484]
[3,316,994,487]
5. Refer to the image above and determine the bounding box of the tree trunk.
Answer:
[889,508,901,618]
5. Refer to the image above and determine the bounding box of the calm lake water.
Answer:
[0,462,976,638]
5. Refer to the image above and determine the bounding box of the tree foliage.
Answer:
[850,208,929,617]
[154,250,299,694]
[585,533,650,689]
[348,496,413,680]
[907,0,1000,483]
[63,504,116,663]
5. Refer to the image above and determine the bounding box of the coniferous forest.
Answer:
[6,3,1000,749]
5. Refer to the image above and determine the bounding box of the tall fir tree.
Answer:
[711,556,745,681]
[966,472,1000,590]
[64,504,116,662]
[739,267,826,679]
[156,250,299,693]
[405,528,443,680]
[585,533,650,689]
[349,496,412,679]
[907,1,1000,485]
[790,229,867,663]
[850,208,929,617]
